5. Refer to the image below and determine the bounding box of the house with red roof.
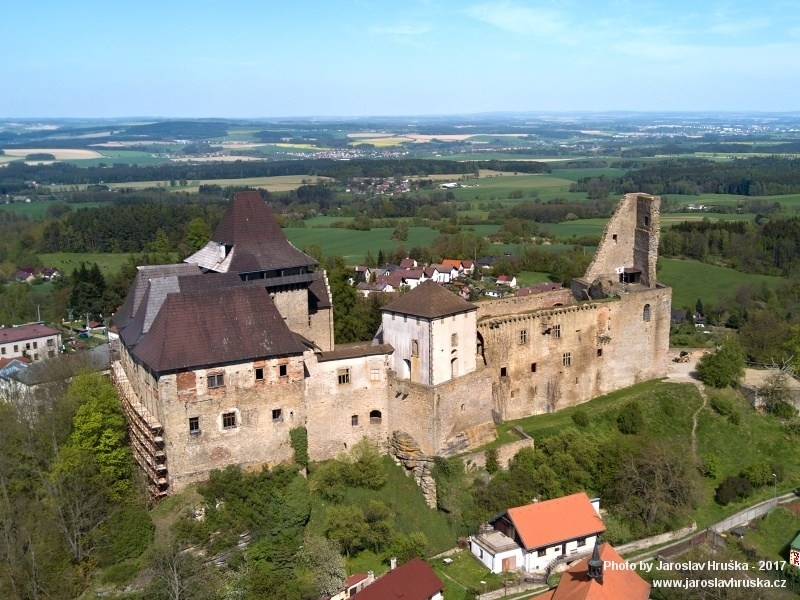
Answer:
[539,542,650,600]
[355,558,443,600]
[325,571,375,600]
[470,492,605,573]
[496,274,517,287]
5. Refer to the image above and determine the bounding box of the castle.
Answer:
[111,191,671,497]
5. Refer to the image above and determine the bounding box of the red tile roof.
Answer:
[549,543,651,600]
[381,280,476,319]
[355,558,443,600]
[502,493,605,551]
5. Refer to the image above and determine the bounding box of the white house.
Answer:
[0,324,61,362]
[470,492,605,573]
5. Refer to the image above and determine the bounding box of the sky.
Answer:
[2,0,799,118]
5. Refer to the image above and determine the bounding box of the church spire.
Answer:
[587,541,603,582]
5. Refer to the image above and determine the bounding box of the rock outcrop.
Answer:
[389,431,437,509]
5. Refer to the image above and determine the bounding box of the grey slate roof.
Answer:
[381,280,476,319]
[132,284,306,374]
[184,191,316,274]
[112,263,202,331]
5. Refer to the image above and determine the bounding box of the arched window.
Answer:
[643,304,651,322]
[369,410,382,424]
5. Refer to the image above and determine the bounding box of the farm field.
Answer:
[0,199,108,218]
[107,175,332,193]
[284,226,441,264]
[658,257,785,310]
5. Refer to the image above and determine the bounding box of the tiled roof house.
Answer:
[471,492,605,573]
[355,558,443,600]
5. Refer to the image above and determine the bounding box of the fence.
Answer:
[710,498,779,534]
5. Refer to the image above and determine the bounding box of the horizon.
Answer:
[2,1,799,119]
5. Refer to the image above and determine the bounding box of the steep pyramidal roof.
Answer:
[381,280,476,319]
[185,191,316,274]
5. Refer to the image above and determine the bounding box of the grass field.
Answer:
[39,252,139,276]
[285,226,442,263]
[658,257,784,310]
[0,199,108,218]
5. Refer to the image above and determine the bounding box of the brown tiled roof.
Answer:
[317,342,393,363]
[355,558,443,600]
[203,191,316,273]
[0,324,61,344]
[381,280,476,319]
[133,284,306,374]
[500,492,605,551]
[550,543,651,600]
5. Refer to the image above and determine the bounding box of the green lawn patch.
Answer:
[39,252,140,277]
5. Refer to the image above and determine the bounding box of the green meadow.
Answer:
[658,258,785,310]
[39,252,139,276]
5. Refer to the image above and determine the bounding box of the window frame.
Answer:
[272,408,283,422]
[208,373,225,389]
[222,411,237,429]
[189,416,200,435]
[563,352,572,367]
[519,329,527,344]
[337,368,351,385]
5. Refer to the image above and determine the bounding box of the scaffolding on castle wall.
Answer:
[111,360,169,499]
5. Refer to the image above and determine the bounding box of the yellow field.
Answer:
[2,148,104,159]
[107,175,333,193]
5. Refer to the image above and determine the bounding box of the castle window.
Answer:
[222,411,237,429]
[538,549,546,557]
[189,417,200,434]
[370,367,381,381]
[644,216,650,227]
[563,352,571,367]
[531,362,537,373]
[643,304,651,322]
[451,333,458,347]
[255,367,264,381]
[33,342,38,349]
[370,410,382,424]
[612,234,618,242]
[577,537,586,547]
[351,414,359,426]
[0,348,5,355]
[13,345,18,352]
[553,324,562,338]
[272,408,283,422]
[208,373,225,389]
[411,339,419,357]
[337,368,351,385]
[279,364,288,377]
[500,366,508,377]
[597,348,603,357]
[519,329,527,344]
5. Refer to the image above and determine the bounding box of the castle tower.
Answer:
[380,280,478,386]
[184,191,334,350]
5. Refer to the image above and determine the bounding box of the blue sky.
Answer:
[2,0,799,118]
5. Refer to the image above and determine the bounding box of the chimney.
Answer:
[390,557,397,570]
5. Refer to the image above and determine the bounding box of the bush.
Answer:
[700,453,721,479]
[290,426,309,468]
[485,448,500,474]
[715,475,753,505]
[571,408,590,428]
[616,400,644,435]
[696,337,745,388]
[770,401,798,420]
[742,461,774,487]
[710,394,740,424]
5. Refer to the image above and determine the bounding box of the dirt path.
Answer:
[665,349,708,457]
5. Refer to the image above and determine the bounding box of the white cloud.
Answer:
[466,2,568,38]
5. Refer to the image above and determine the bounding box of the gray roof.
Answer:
[381,280,476,319]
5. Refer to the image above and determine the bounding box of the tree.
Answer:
[616,400,645,435]
[295,534,346,598]
[325,505,369,556]
[696,337,745,388]
[182,217,211,256]
[391,221,409,241]
[610,440,699,533]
